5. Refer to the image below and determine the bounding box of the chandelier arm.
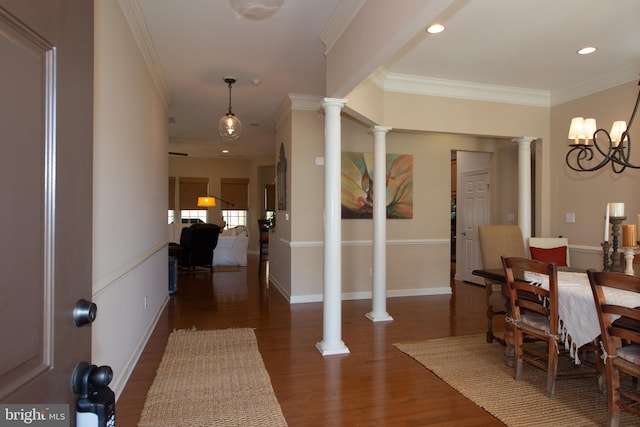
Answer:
[565,77,639,174]
[626,80,640,129]
[591,128,616,158]
[565,145,609,172]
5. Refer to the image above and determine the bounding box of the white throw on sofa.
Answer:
[213,226,249,267]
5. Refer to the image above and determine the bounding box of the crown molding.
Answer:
[370,63,640,107]
[320,0,366,54]
[118,0,172,108]
[275,94,323,129]
[550,61,640,106]
[374,70,551,107]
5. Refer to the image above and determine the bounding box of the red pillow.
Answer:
[529,246,568,266]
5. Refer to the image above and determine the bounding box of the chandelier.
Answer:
[218,77,242,140]
[565,78,639,173]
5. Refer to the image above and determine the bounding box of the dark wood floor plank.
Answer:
[116,257,505,426]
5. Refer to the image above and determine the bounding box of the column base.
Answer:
[365,311,394,322]
[316,340,350,356]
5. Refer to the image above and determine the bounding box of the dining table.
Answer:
[472,266,640,365]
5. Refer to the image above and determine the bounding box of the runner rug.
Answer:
[395,334,637,426]
[138,328,287,426]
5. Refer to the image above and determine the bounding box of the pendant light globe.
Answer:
[218,77,242,140]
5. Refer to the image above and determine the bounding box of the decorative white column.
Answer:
[316,98,350,356]
[366,125,393,322]
[513,137,535,243]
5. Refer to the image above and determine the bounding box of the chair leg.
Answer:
[486,305,494,343]
[608,367,621,427]
[514,329,524,381]
[545,339,559,398]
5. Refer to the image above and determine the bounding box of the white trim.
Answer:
[320,0,366,54]
[118,0,172,108]
[112,292,170,398]
[288,286,452,304]
[93,241,167,298]
[551,62,640,106]
[369,62,640,107]
[380,71,550,107]
[287,238,449,248]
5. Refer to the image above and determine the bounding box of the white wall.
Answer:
[92,0,169,398]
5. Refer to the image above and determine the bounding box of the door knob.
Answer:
[73,299,97,327]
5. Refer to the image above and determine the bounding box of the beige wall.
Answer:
[273,102,520,302]
[550,80,640,269]
[269,106,294,298]
[92,0,169,397]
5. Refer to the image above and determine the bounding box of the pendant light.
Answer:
[218,77,242,140]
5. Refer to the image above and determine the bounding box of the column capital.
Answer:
[512,136,537,144]
[371,125,392,134]
[322,98,348,109]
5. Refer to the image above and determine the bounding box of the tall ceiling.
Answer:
[135,0,640,160]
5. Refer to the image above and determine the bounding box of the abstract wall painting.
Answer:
[341,152,413,219]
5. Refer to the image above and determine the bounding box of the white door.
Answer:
[459,171,490,284]
[0,0,94,411]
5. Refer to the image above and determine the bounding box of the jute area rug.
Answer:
[138,328,287,427]
[395,334,638,427]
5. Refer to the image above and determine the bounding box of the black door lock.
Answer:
[73,299,98,327]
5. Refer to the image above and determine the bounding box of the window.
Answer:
[168,210,175,224]
[222,210,247,228]
[181,209,207,224]
[220,178,249,228]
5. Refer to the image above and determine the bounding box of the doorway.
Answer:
[452,151,492,285]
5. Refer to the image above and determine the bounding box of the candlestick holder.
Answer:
[609,216,626,272]
[601,241,612,271]
[624,247,637,275]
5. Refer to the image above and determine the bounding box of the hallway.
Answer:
[117,255,505,426]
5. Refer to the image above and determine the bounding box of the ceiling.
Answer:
[136,0,640,160]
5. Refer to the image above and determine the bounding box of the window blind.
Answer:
[178,177,208,210]
[220,178,249,210]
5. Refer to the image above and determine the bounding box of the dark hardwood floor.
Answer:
[116,256,506,426]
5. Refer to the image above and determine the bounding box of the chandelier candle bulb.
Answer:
[622,224,637,247]
[609,202,625,217]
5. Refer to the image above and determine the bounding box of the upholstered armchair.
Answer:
[179,223,221,273]
[478,225,526,344]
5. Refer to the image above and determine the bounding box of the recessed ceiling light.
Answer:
[426,24,445,34]
[222,149,229,153]
[577,46,596,55]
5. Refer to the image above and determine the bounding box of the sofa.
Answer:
[212,226,249,267]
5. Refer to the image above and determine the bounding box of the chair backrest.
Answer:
[478,225,526,270]
[180,223,221,266]
[529,237,570,267]
[587,269,640,356]
[501,256,559,334]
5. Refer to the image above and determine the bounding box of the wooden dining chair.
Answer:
[501,256,561,397]
[587,269,640,426]
[501,256,600,398]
